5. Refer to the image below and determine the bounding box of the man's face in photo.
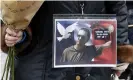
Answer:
[77,29,89,46]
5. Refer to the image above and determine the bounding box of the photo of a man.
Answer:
[54,18,117,67]
[60,28,111,64]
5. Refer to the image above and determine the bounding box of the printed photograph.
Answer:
[53,18,117,68]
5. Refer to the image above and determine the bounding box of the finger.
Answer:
[112,63,129,70]
[117,63,129,66]
[16,31,23,37]
[6,43,15,47]
[5,34,18,41]
[5,40,16,44]
[6,28,17,37]
[112,67,122,70]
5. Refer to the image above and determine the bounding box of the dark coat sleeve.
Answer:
[104,1,129,45]
[126,1,133,25]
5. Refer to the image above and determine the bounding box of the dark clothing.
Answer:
[54,1,128,80]
[16,1,128,57]
[61,45,97,64]
[127,1,133,44]
[60,45,102,64]
[54,1,128,45]
[127,1,133,25]
[119,63,133,79]
[1,1,127,80]
[128,27,133,44]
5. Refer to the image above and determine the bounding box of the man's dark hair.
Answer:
[79,28,90,41]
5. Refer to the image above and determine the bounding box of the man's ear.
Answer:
[117,45,133,63]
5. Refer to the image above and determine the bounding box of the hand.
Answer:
[111,63,129,77]
[5,28,23,47]
[102,41,111,48]
[112,63,129,71]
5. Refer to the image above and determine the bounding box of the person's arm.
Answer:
[60,49,68,63]
[95,41,111,56]
[95,45,104,56]
[104,1,128,44]
[85,67,112,80]
[126,1,133,26]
